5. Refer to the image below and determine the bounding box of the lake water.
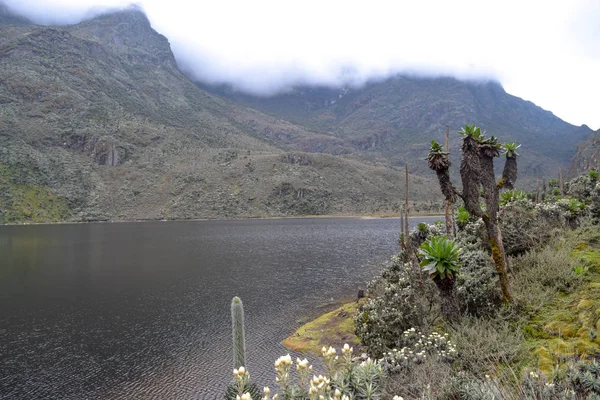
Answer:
[0,217,437,399]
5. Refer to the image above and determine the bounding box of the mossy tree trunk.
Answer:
[480,150,512,303]
[460,135,483,217]
[433,277,460,323]
[482,214,513,303]
[501,156,517,189]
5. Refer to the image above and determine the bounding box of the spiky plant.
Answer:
[231,296,246,369]
[419,236,462,322]
[479,136,502,159]
[427,140,450,170]
[589,169,599,183]
[499,190,528,206]
[427,124,514,303]
[502,142,521,158]
[459,124,484,142]
[428,140,455,203]
[419,236,461,280]
[455,206,470,230]
[226,298,262,400]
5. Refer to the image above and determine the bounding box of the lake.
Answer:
[0,217,437,399]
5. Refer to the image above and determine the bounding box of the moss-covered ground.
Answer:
[522,227,600,373]
[0,163,69,223]
[282,300,363,355]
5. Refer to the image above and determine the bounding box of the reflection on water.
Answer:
[0,217,437,399]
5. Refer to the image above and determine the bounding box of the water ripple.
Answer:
[0,217,438,399]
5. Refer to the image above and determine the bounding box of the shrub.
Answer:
[379,328,457,374]
[450,317,524,375]
[500,199,563,256]
[355,255,437,357]
[455,246,502,316]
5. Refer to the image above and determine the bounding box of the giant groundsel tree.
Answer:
[427,124,518,303]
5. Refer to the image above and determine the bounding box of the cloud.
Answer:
[2,0,600,129]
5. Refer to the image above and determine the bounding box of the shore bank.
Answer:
[1,213,444,226]
[282,299,365,355]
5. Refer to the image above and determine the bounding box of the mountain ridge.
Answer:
[200,76,592,177]
[0,5,593,223]
[0,6,440,223]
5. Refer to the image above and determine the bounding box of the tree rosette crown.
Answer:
[501,141,521,158]
[418,236,462,280]
[480,135,502,158]
[427,140,450,170]
[458,124,484,142]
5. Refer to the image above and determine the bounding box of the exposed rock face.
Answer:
[569,128,600,177]
[93,143,120,166]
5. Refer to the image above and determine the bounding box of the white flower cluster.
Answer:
[535,201,562,219]
[261,344,382,399]
[380,328,457,373]
[425,222,445,238]
[308,374,331,397]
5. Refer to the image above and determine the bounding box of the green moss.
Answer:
[572,243,600,273]
[525,234,600,373]
[497,177,505,189]
[0,163,69,223]
[282,301,362,355]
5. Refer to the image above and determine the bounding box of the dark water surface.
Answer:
[0,217,436,399]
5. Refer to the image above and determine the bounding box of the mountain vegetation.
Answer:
[228,164,600,399]
[0,4,593,223]
[0,5,437,223]
[203,77,592,178]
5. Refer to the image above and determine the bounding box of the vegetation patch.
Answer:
[0,163,69,223]
[521,231,600,374]
[282,300,362,355]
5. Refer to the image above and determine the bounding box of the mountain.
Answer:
[570,128,600,177]
[0,6,439,223]
[202,77,593,178]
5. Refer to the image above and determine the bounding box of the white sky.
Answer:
[4,0,600,130]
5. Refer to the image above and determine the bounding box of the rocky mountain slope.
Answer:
[0,5,438,223]
[204,77,593,178]
[570,128,600,177]
[0,5,592,223]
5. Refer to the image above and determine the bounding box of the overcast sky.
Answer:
[4,0,600,130]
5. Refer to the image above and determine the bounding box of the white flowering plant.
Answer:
[379,328,457,374]
[232,345,384,400]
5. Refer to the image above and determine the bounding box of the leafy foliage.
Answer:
[224,380,262,400]
[499,190,528,206]
[570,360,600,397]
[456,206,470,230]
[501,141,521,158]
[419,236,462,280]
[458,124,485,142]
[426,140,450,171]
